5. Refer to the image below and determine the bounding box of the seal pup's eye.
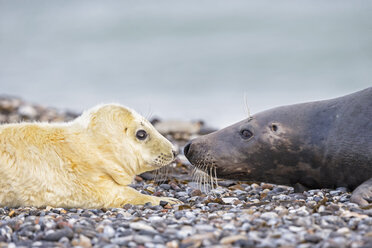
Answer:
[240,129,253,139]
[136,130,148,140]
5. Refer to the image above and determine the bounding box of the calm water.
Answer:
[1,0,371,127]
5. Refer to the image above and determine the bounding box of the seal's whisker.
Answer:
[203,168,207,193]
[243,92,251,119]
[202,164,206,192]
[214,166,219,188]
[197,170,202,191]
[200,169,203,191]
[210,167,214,191]
[193,167,199,189]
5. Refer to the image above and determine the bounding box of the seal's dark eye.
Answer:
[136,130,147,140]
[240,129,253,139]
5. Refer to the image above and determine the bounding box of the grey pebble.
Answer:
[103,225,115,238]
[159,184,171,190]
[43,227,73,241]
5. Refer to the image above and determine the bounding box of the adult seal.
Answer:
[184,87,372,206]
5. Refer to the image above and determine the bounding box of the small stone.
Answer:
[111,236,133,245]
[160,184,171,190]
[43,227,73,241]
[190,189,202,196]
[261,212,279,220]
[262,183,274,190]
[241,223,251,231]
[149,216,163,225]
[220,235,248,245]
[166,240,179,248]
[330,190,341,196]
[175,192,188,198]
[60,209,67,214]
[176,227,194,239]
[8,210,15,217]
[194,224,215,232]
[18,105,38,118]
[337,227,350,235]
[304,234,322,243]
[185,211,196,219]
[174,211,184,219]
[182,233,214,245]
[222,197,239,204]
[218,180,236,187]
[153,235,165,243]
[77,234,92,248]
[169,182,180,190]
[251,183,260,189]
[289,226,304,232]
[223,223,235,231]
[223,213,235,220]
[129,222,155,232]
[133,234,153,244]
[103,225,115,238]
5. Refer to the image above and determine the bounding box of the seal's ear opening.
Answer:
[271,123,278,132]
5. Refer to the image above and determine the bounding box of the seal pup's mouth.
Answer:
[150,152,176,169]
[150,151,178,184]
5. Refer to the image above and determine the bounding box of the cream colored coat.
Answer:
[0,104,179,208]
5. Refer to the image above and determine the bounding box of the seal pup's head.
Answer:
[74,104,176,175]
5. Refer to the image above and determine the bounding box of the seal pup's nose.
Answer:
[172,149,178,158]
[183,142,191,157]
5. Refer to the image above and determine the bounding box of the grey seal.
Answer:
[184,87,372,206]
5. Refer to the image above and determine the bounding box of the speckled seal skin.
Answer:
[0,104,179,208]
[185,87,372,206]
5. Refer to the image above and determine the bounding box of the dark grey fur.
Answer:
[184,87,372,205]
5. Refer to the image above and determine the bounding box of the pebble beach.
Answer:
[0,96,372,248]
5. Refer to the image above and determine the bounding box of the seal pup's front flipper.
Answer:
[350,177,372,206]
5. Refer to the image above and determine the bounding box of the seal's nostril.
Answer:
[184,142,191,156]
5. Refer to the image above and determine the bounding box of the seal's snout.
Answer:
[183,142,191,157]
[184,139,211,163]
[183,140,206,165]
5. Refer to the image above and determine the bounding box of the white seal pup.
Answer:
[0,104,180,208]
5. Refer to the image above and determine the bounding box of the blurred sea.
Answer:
[0,0,371,127]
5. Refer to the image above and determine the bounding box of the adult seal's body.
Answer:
[184,88,372,206]
[0,104,179,208]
